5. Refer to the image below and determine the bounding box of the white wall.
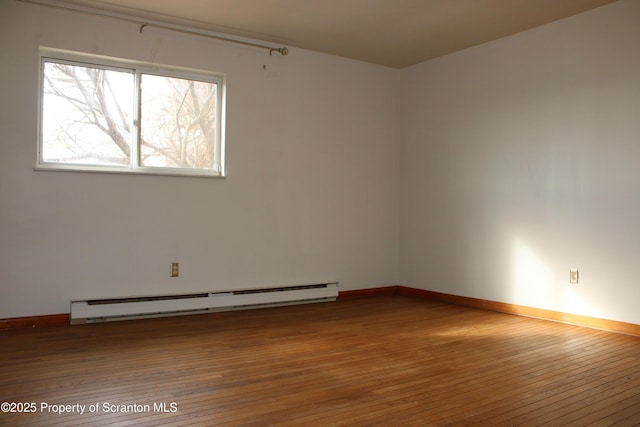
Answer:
[400,0,640,324]
[0,0,400,318]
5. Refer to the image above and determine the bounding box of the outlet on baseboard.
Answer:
[570,268,579,284]
[170,262,179,278]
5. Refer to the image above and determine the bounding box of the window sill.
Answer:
[34,164,226,179]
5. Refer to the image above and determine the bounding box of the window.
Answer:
[39,49,225,177]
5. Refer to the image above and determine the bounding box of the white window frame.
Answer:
[37,48,226,177]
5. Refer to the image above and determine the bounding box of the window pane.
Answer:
[140,74,217,170]
[42,62,134,166]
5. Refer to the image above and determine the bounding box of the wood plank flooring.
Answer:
[1,295,639,426]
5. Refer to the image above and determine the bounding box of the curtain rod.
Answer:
[18,0,289,57]
[137,23,288,56]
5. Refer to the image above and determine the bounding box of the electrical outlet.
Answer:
[171,262,179,277]
[570,268,579,284]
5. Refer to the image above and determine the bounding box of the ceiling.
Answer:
[53,0,618,68]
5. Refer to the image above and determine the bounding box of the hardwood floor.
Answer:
[1,295,639,426]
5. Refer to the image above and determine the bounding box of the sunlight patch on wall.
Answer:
[511,237,599,318]
[564,288,598,317]
[511,238,555,309]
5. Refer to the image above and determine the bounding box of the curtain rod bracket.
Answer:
[270,47,289,56]
[139,23,148,33]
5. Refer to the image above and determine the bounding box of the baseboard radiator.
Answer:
[70,282,339,324]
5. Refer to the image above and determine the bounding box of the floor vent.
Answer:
[70,283,338,324]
